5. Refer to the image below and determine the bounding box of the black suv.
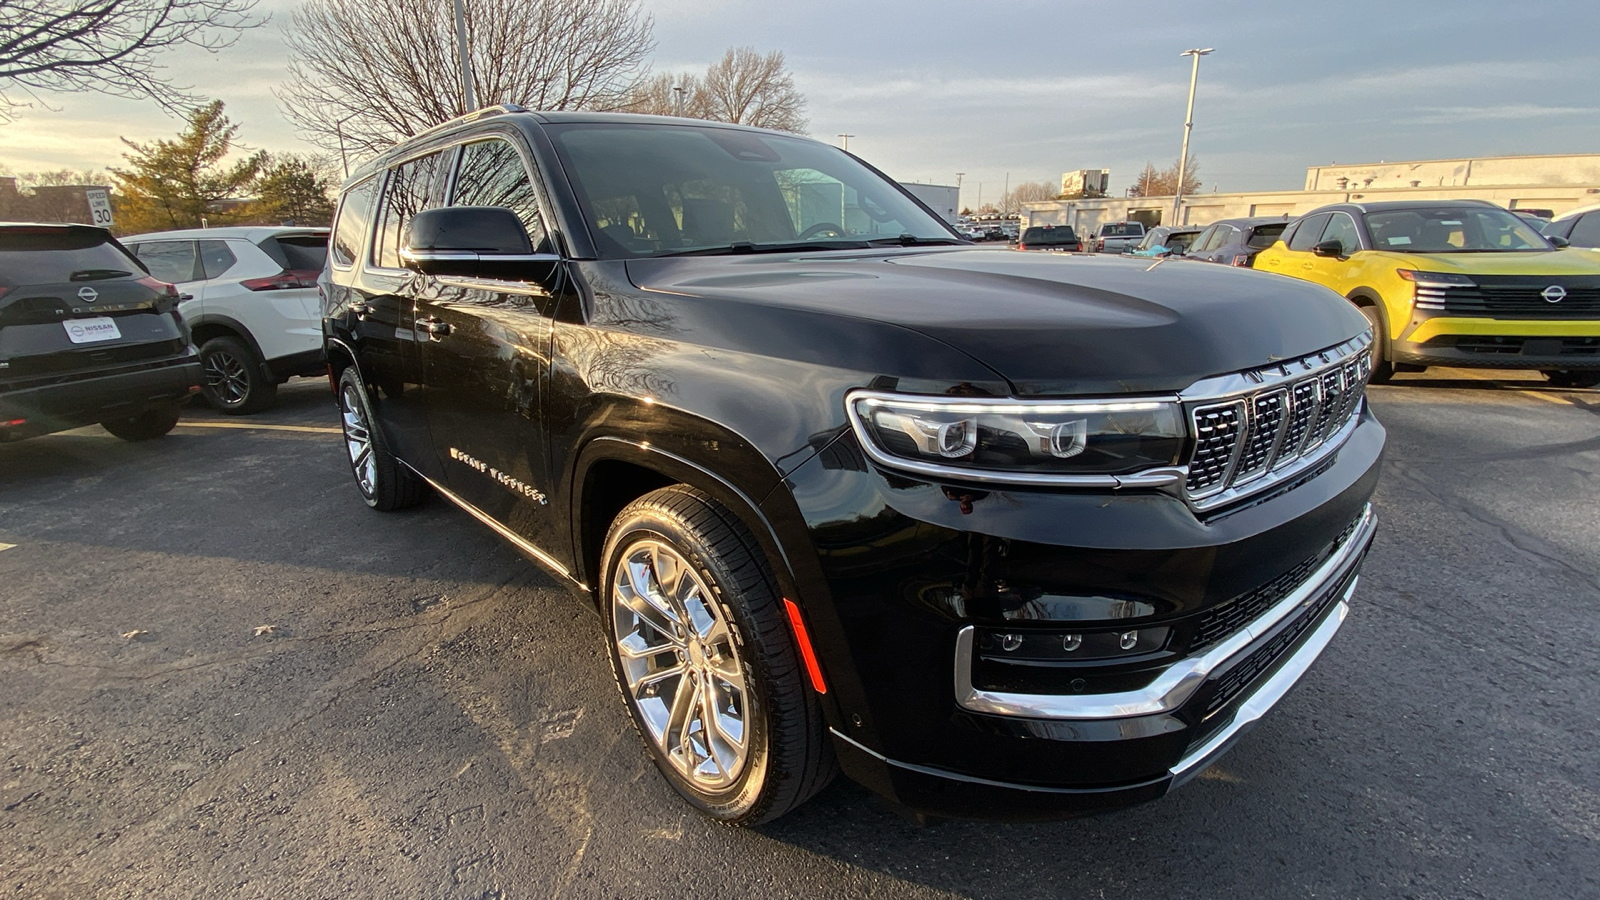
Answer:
[1,223,202,442]
[323,108,1384,824]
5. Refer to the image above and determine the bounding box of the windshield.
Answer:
[1166,231,1200,252]
[545,123,957,257]
[1364,207,1552,253]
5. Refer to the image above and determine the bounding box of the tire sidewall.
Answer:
[600,510,775,821]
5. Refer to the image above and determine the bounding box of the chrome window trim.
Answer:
[952,505,1373,721]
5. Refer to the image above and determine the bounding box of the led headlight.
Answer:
[846,390,1185,484]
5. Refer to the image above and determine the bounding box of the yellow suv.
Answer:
[1254,199,1600,387]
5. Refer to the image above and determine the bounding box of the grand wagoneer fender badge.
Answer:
[449,447,547,504]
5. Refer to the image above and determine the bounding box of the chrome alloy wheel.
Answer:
[203,349,250,406]
[612,539,749,790]
[339,382,377,496]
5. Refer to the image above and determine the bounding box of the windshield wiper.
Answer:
[865,234,965,247]
[70,268,133,281]
[652,240,872,258]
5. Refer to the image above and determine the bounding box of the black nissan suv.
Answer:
[1,223,202,442]
[322,108,1385,824]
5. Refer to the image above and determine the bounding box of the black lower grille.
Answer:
[1189,516,1360,654]
[1203,571,1347,718]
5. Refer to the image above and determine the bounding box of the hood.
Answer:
[627,249,1367,395]
[1374,249,1600,277]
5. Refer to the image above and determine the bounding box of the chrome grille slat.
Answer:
[1181,336,1371,510]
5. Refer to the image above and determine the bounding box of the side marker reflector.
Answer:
[783,598,828,695]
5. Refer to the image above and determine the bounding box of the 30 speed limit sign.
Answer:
[85,189,113,228]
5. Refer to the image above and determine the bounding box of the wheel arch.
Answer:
[188,314,267,370]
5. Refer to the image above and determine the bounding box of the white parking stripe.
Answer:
[0,543,16,552]
[175,422,342,435]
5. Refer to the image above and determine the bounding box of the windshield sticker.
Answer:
[1387,236,1412,246]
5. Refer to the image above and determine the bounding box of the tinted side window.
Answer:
[1246,223,1286,250]
[134,240,199,283]
[331,177,378,268]
[452,139,549,251]
[1568,213,1600,248]
[1319,213,1362,255]
[1287,214,1332,251]
[374,151,448,269]
[199,240,237,279]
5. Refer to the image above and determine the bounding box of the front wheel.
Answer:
[101,404,182,441]
[601,486,834,825]
[1542,369,1600,388]
[1357,305,1396,384]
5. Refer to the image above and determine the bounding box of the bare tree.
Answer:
[1129,157,1201,197]
[278,0,654,158]
[700,46,806,133]
[1001,180,1057,214]
[0,0,263,118]
[624,71,705,118]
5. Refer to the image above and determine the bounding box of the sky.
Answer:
[4,0,1599,210]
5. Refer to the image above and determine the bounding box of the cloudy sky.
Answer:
[4,0,1598,208]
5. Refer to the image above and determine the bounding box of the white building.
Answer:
[898,182,961,222]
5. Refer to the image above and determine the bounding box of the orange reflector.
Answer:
[2,418,25,427]
[783,598,828,695]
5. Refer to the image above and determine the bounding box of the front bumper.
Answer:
[777,407,1384,820]
[0,351,202,441]
[1393,315,1600,369]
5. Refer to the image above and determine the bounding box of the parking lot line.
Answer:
[0,543,14,552]
[1450,370,1576,407]
[176,422,343,435]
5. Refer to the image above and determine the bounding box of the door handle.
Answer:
[350,301,374,319]
[418,317,453,339]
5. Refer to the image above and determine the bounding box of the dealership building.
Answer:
[1021,153,1600,233]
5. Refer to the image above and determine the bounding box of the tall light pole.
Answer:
[672,86,686,117]
[454,0,476,113]
[333,111,361,179]
[955,172,965,211]
[837,133,855,151]
[1171,47,1213,225]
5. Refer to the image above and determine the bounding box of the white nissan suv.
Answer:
[123,226,328,413]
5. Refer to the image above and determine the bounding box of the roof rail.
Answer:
[411,103,529,142]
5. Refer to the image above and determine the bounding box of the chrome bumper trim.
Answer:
[1168,588,1351,787]
[952,504,1374,720]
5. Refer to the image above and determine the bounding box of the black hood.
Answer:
[627,248,1368,395]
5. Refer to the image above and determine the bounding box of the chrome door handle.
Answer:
[419,317,453,338]
[350,301,374,319]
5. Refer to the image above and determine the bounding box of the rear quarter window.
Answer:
[1246,223,1287,249]
[331,177,379,268]
[271,235,330,271]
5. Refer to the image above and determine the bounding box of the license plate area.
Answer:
[64,317,121,344]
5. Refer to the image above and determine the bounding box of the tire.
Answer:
[101,404,182,441]
[1542,370,1600,388]
[336,367,424,511]
[1357,304,1396,384]
[601,485,835,825]
[199,336,277,414]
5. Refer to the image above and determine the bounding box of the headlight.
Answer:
[846,390,1185,485]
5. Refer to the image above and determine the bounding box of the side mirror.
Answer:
[1549,235,1570,249]
[1312,239,1345,258]
[402,206,559,281]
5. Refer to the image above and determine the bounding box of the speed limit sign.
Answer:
[85,188,113,228]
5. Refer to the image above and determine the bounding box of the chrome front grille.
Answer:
[1181,334,1372,508]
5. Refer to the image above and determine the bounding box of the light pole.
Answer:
[1171,47,1213,225]
[837,133,855,151]
[955,172,965,211]
[333,111,360,179]
[454,0,476,113]
[672,86,686,117]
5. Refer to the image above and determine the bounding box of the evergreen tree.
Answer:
[111,101,263,233]
[252,154,336,226]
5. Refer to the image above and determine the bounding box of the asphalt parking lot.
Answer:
[3,370,1598,899]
